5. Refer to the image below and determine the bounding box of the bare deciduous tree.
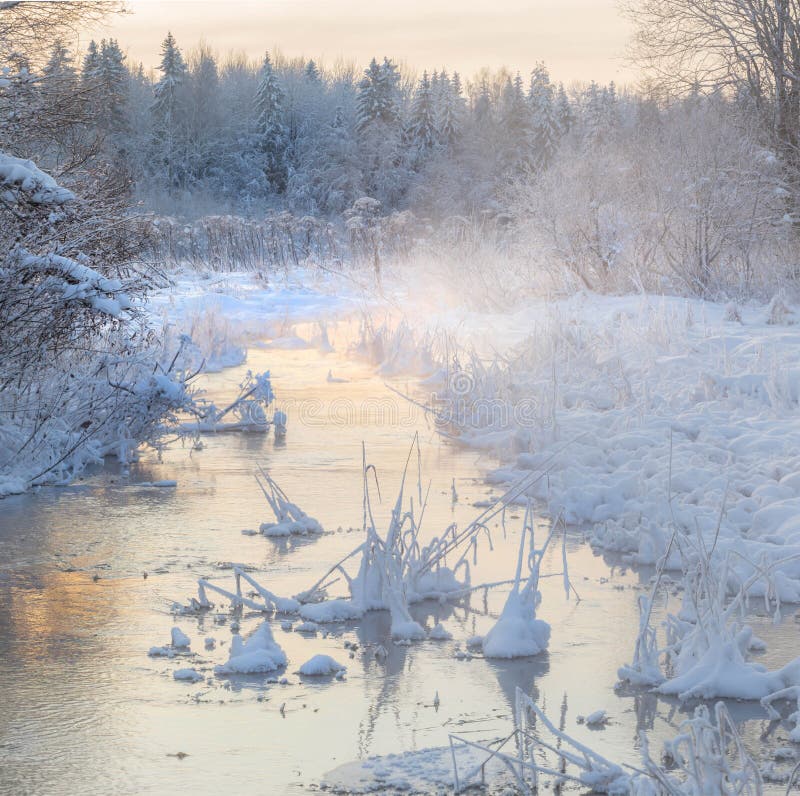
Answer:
[626,0,800,201]
[0,1,123,61]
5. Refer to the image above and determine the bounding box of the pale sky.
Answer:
[84,0,635,86]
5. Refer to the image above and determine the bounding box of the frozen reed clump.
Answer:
[618,524,800,703]
[255,465,324,537]
[295,438,570,655]
[195,567,301,615]
[182,370,277,434]
[449,687,762,794]
[294,438,478,636]
[482,502,554,659]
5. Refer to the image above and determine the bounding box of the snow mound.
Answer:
[299,599,364,623]
[171,627,191,648]
[260,516,323,537]
[391,619,427,641]
[428,623,453,640]
[298,654,346,676]
[482,593,551,658]
[173,668,203,682]
[322,744,497,794]
[214,621,287,675]
[0,153,75,204]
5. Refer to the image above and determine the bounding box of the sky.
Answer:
[84,0,636,86]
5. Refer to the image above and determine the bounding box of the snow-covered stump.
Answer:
[482,503,551,659]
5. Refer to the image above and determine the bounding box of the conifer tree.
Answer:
[528,62,560,169]
[407,71,437,155]
[253,52,288,192]
[151,32,188,189]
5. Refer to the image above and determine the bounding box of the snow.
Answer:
[428,623,452,640]
[148,269,357,376]
[0,153,75,204]
[482,590,551,658]
[173,668,203,682]
[294,621,320,633]
[148,646,175,658]
[402,293,800,602]
[214,621,287,675]
[256,470,324,537]
[390,619,427,641]
[582,709,608,726]
[298,599,364,623]
[323,744,495,794]
[170,627,191,648]
[298,654,346,676]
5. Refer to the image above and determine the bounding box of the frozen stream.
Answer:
[1,339,798,795]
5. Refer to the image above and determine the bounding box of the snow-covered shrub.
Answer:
[0,153,200,494]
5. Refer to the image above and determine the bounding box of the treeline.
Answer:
[0,32,619,217]
[3,27,797,298]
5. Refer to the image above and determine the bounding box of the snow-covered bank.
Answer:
[397,292,800,589]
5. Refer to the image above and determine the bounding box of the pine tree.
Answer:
[473,79,492,124]
[151,32,188,189]
[44,40,76,84]
[407,71,437,156]
[435,71,465,149]
[355,57,405,205]
[187,44,221,184]
[304,59,320,84]
[81,40,99,84]
[95,39,128,134]
[42,40,77,121]
[356,57,400,133]
[556,83,573,134]
[528,62,560,169]
[253,52,288,192]
[499,73,534,171]
[583,81,604,146]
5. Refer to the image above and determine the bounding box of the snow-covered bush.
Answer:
[0,153,199,494]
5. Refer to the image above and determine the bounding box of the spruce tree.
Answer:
[407,71,437,155]
[528,62,560,169]
[556,83,573,134]
[253,52,288,193]
[95,39,128,134]
[151,32,188,189]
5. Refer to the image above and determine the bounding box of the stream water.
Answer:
[0,337,797,795]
